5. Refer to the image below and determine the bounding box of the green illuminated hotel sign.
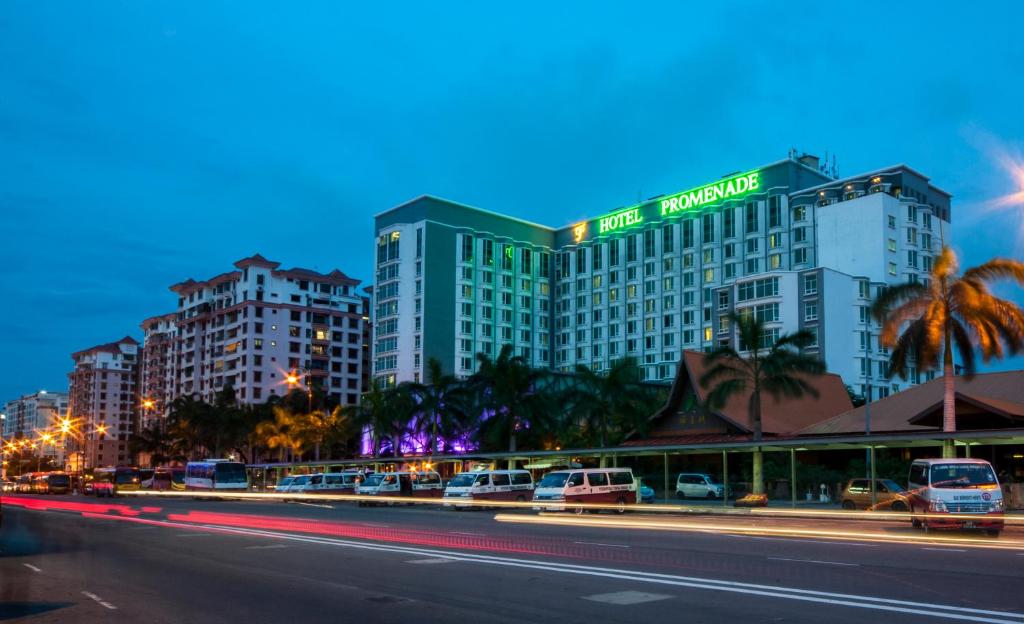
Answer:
[598,207,643,234]
[587,169,763,239]
[660,170,760,216]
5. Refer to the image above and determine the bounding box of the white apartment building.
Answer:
[372,152,951,396]
[168,254,366,406]
[67,336,140,469]
[2,391,69,463]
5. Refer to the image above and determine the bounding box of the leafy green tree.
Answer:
[872,246,1024,455]
[699,312,825,495]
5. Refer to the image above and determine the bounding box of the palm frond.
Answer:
[871,282,929,324]
[961,258,1024,285]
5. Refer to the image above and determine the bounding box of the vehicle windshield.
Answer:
[882,479,905,493]
[171,470,185,485]
[538,472,569,488]
[929,463,997,488]
[215,462,247,483]
[292,476,310,485]
[278,477,295,486]
[115,469,141,485]
[362,474,384,487]
[447,473,477,487]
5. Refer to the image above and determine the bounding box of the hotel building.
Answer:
[372,152,951,399]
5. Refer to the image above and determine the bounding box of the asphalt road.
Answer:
[2,494,1023,624]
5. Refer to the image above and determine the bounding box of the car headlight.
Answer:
[990,499,1004,512]
[929,499,947,512]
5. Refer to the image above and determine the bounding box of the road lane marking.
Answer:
[82,591,117,610]
[359,522,390,528]
[297,502,334,509]
[924,548,967,553]
[244,544,289,550]
[573,541,630,548]
[182,522,1024,623]
[23,563,42,573]
[584,590,672,605]
[452,531,485,536]
[406,558,455,564]
[177,532,211,537]
[768,557,859,567]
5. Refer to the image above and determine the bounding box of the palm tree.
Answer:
[129,424,176,467]
[346,379,392,458]
[567,358,652,461]
[872,246,1024,456]
[699,312,825,495]
[380,383,417,458]
[255,407,305,462]
[468,344,549,458]
[410,358,468,455]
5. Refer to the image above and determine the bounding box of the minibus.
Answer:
[443,469,533,508]
[907,458,1004,537]
[306,472,364,494]
[354,471,443,505]
[532,467,637,513]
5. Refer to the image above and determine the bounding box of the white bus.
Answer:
[185,460,249,492]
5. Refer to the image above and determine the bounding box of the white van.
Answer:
[907,458,1004,536]
[443,469,533,508]
[354,471,443,505]
[306,472,363,494]
[532,467,637,513]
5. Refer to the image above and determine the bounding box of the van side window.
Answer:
[567,473,585,487]
[511,472,532,486]
[492,473,511,486]
[588,472,609,487]
[311,475,323,485]
[908,464,926,489]
[474,474,490,486]
[609,472,634,486]
[420,473,441,485]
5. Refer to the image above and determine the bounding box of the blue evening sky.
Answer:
[2,2,1023,401]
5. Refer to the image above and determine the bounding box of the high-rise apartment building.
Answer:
[168,254,366,406]
[67,336,140,469]
[2,391,69,463]
[372,152,951,398]
[140,313,177,429]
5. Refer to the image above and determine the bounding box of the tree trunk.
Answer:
[752,449,764,495]
[393,434,402,458]
[942,328,956,458]
[314,441,321,462]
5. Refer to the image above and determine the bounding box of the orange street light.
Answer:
[285,373,301,386]
[96,424,108,436]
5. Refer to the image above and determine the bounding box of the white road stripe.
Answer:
[573,541,630,548]
[82,591,117,610]
[184,522,1024,623]
[244,544,289,550]
[23,563,42,573]
[176,532,211,537]
[768,557,859,567]
[297,502,334,509]
[406,558,455,564]
[729,534,877,547]
[924,548,967,553]
[452,531,485,536]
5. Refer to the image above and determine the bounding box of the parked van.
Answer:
[907,458,1004,536]
[354,471,443,505]
[443,469,534,508]
[306,472,363,494]
[676,473,726,500]
[532,467,637,513]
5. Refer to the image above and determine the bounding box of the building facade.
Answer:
[2,391,69,463]
[140,313,178,429]
[372,152,951,398]
[67,336,140,469]
[168,254,366,407]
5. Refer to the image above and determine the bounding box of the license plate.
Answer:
[963,522,976,529]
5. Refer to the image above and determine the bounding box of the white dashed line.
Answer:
[244,544,289,550]
[452,531,485,536]
[923,548,967,553]
[584,590,672,605]
[82,591,118,610]
[23,563,42,573]
[297,502,334,509]
[729,535,876,547]
[177,532,211,537]
[406,558,455,564]
[768,557,859,567]
[573,541,630,548]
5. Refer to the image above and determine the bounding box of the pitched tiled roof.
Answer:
[798,371,1024,435]
[644,350,853,437]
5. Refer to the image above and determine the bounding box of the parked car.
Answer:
[639,484,656,504]
[676,473,725,499]
[840,478,908,511]
[273,476,296,493]
[1,480,15,493]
